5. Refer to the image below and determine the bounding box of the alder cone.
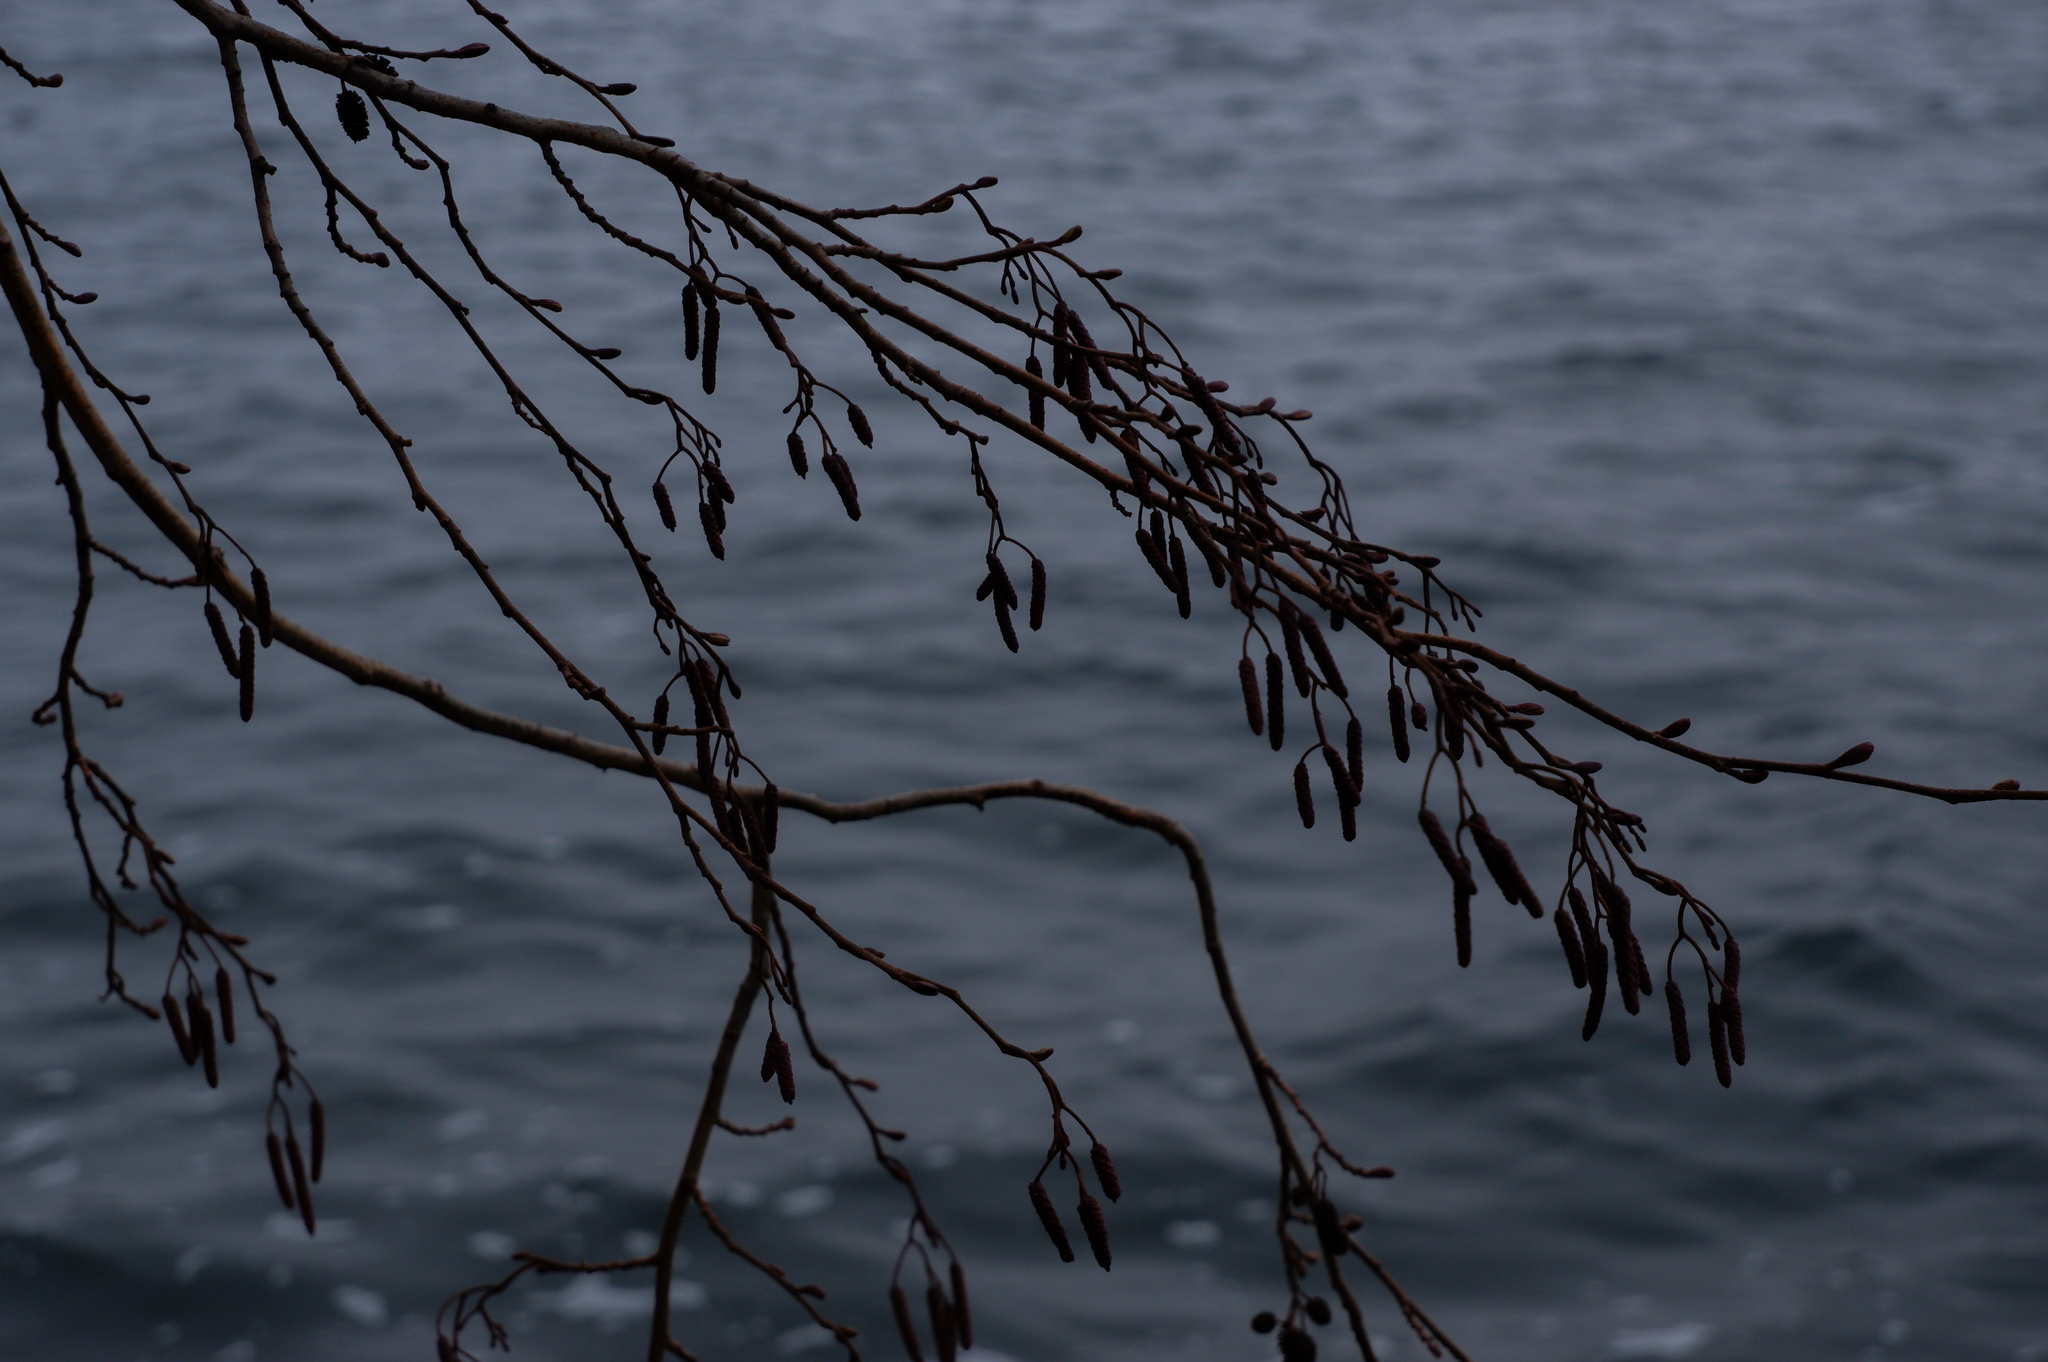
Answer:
[335,89,370,142]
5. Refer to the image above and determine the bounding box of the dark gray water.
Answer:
[3,2,2047,1360]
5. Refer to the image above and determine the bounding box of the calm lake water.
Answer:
[2,2,2046,1360]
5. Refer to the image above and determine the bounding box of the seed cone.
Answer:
[336,90,370,142]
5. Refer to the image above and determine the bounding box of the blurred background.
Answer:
[2,2,2046,1359]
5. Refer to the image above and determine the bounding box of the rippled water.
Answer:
[3,2,2047,1360]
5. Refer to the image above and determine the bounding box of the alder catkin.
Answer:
[950,1260,974,1350]
[1665,981,1692,1066]
[214,967,235,1044]
[1279,608,1311,697]
[761,783,780,855]
[238,623,255,722]
[335,89,370,142]
[995,599,1019,653]
[1299,613,1346,698]
[266,1131,296,1210]
[1724,986,1746,1066]
[1028,1181,1075,1262]
[821,451,862,520]
[1090,1142,1122,1201]
[1029,558,1047,631]
[309,1098,326,1182]
[1387,685,1411,762]
[653,480,677,530]
[287,1131,316,1233]
[1025,353,1046,430]
[1049,306,1070,389]
[163,993,196,1065]
[1554,905,1588,989]
[1265,652,1285,751]
[1411,699,1429,731]
[190,990,218,1088]
[1292,761,1314,829]
[1238,657,1265,736]
[1077,1191,1112,1270]
[928,1280,957,1362]
[698,501,725,560]
[986,552,1018,611]
[1723,937,1742,995]
[682,283,700,360]
[1569,886,1597,957]
[1346,715,1364,790]
[1708,999,1732,1087]
[700,296,719,393]
[847,403,874,448]
[1454,876,1472,968]
[1417,809,1476,893]
[1582,936,1609,1040]
[205,600,240,679]
[651,694,670,755]
[251,567,272,647]
[890,1284,925,1362]
[1467,812,1540,914]
[1168,535,1191,618]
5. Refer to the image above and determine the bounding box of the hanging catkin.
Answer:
[237,623,255,722]
[700,295,719,393]
[1387,684,1411,762]
[890,1284,925,1362]
[205,600,240,679]
[1665,981,1691,1066]
[214,967,236,1044]
[266,1131,296,1210]
[1581,934,1610,1040]
[1553,905,1588,988]
[1077,1191,1112,1270]
[1028,1181,1074,1262]
[950,1260,974,1351]
[1090,1142,1122,1201]
[1238,657,1264,736]
[1265,652,1285,751]
[251,567,272,647]
[928,1279,957,1362]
